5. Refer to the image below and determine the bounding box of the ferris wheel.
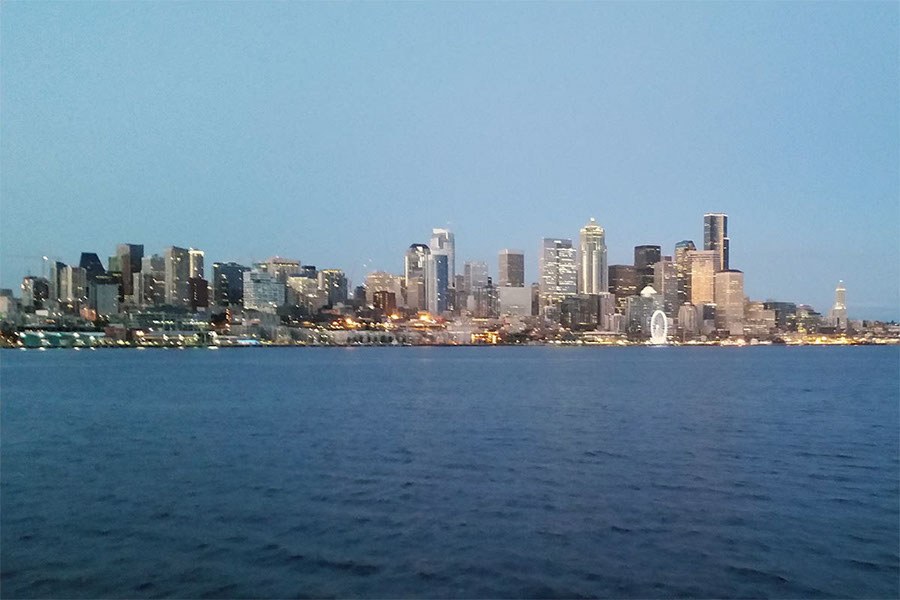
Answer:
[650,310,668,345]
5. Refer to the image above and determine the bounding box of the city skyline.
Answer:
[2,2,897,320]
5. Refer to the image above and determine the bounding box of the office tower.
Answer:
[47,260,66,303]
[60,265,87,306]
[470,277,499,318]
[463,261,489,295]
[299,265,317,279]
[373,290,397,315]
[745,302,777,337]
[634,245,661,291]
[164,246,190,306]
[828,281,848,330]
[714,270,744,336]
[539,238,577,308]
[264,256,301,282]
[430,228,455,286]
[653,258,678,317]
[498,249,525,287]
[318,270,348,306]
[79,253,106,282]
[21,276,49,310]
[498,286,532,317]
[212,262,249,307]
[188,277,209,310]
[426,254,449,314]
[608,264,639,313]
[404,244,431,311]
[674,240,696,306]
[89,274,120,316]
[365,272,404,306]
[764,301,798,331]
[188,248,204,279]
[135,254,165,307]
[703,213,729,271]
[687,250,717,305]
[577,219,608,295]
[677,304,700,338]
[243,269,284,312]
[116,244,144,297]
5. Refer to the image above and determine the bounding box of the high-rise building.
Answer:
[116,244,144,297]
[463,261,489,295]
[48,260,66,304]
[714,270,744,336]
[674,240,696,306]
[212,262,249,307]
[703,213,729,271]
[539,238,577,308]
[608,264,638,313]
[135,254,165,307]
[687,250,717,305]
[404,244,431,311]
[21,276,49,310]
[188,248,204,279]
[89,274,120,317]
[625,286,663,338]
[653,258,678,317]
[318,270,348,306]
[498,249,525,287]
[287,275,326,312]
[60,265,87,307]
[365,271,404,306]
[577,219,608,295]
[264,257,301,282]
[164,246,190,306]
[79,253,106,282]
[828,281,848,330]
[373,290,397,315]
[426,254,449,314]
[634,245,661,291]
[430,228,455,286]
[188,277,209,310]
[243,269,284,312]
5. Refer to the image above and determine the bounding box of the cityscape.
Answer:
[3,212,895,348]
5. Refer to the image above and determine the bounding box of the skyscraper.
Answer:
[653,258,678,317]
[430,228,455,286]
[79,253,106,282]
[405,244,431,311]
[60,265,86,307]
[188,248,204,279]
[463,261,489,295]
[212,262,249,307]
[634,245,661,291]
[608,265,639,314]
[577,218,608,295]
[828,281,848,329]
[48,260,66,304]
[674,240,696,306]
[426,254,449,314]
[116,243,144,297]
[164,246,190,306]
[687,250,717,305]
[539,238,577,308]
[703,213,729,271]
[318,270,348,306]
[498,249,525,287]
[243,269,284,312]
[264,256,301,282]
[714,270,744,336]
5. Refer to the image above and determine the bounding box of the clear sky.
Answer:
[2,2,898,319]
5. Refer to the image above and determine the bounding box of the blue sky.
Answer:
[2,2,897,319]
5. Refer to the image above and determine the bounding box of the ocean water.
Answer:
[2,346,898,599]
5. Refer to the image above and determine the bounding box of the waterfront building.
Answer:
[463,261,489,296]
[404,244,431,311]
[828,281,848,330]
[430,228,455,285]
[188,248,204,279]
[188,277,209,310]
[539,238,577,309]
[497,285,532,317]
[674,240,696,306]
[745,301,776,337]
[373,290,397,315]
[498,249,525,288]
[116,244,144,297]
[714,270,744,336]
[577,219,608,295]
[264,256,301,282]
[687,250,717,305]
[243,269,284,312]
[703,213,729,271]
[287,275,326,313]
[764,301,798,331]
[89,274,120,316]
[653,258,678,317]
[625,286,663,338]
[426,254,449,314]
[634,245,661,291]
[164,246,191,306]
[212,262,249,307]
[79,252,106,282]
[317,270,348,306]
[677,303,700,338]
[608,264,638,313]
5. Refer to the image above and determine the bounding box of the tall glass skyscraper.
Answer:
[427,253,449,314]
[405,244,431,311]
[498,249,525,287]
[703,213,729,271]
[577,218,607,295]
[539,238,577,309]
[430,228,455,287]
[674,240,696,306]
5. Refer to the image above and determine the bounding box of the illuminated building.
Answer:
[427,254,449,314]
[48,260,66,304]
[287,275,326,312]
[317,269,348,306]
[373,290,397,315]
[405,244,431,311]
[687,250,717,305]
[625,286,662,338]
[243,269,284,312]
[79,253,106,282]
[264,256,301,282]
[430,228,455,285]
[539,238,577,309]
[366,271,404,306]
[674,240,696,306]
[828,281,848,330]
[498,249,525,288]
[677,303,700,338]
[745,301,776,337]
[60,265,87,307]
[116,243,144,297]
[764,301,797,331]
[212,262,249,307]
[634,245,661,291]
[608,264,638,313]
[652,257,678,316]
[703,213,729,271]
[188,248,204,279]
[463,261,489,296]
[164,246,191,306]
[21,276,49,310]
[577,219,608,295]
[714,270,744,336]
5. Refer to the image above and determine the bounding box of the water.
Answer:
[2,346,898,598]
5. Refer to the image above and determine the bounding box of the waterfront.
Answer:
[2,346,898,598]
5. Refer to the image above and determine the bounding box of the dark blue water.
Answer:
[2,346,898,598]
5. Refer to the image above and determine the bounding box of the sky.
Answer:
[2,2,898,320]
